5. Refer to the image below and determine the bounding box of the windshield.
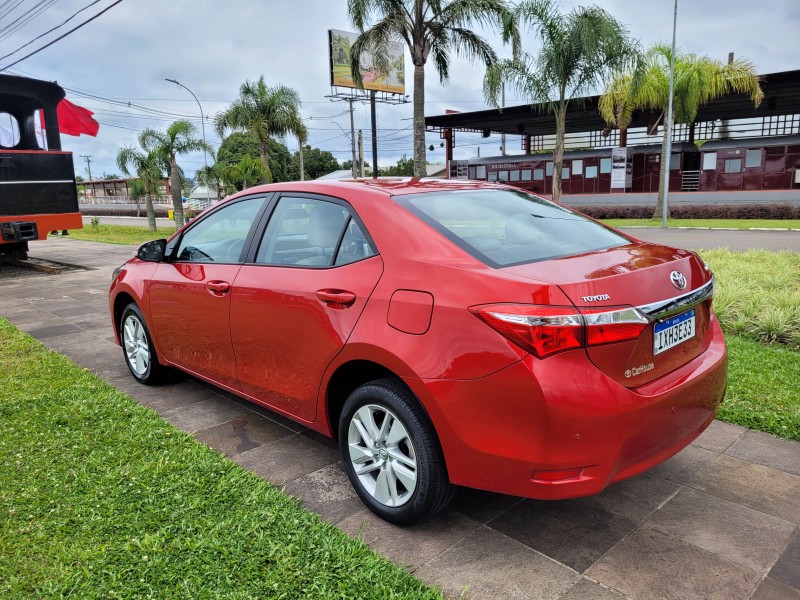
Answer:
[395,188,630,267]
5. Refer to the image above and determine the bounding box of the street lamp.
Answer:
[165,78,211,204]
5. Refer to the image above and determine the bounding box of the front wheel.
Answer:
[120,303,166,385]
[339,378,456,525]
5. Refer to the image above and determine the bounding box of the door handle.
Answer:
[206,280,231,295]
[316,289,356,307]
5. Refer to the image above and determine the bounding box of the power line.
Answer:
[0,0,103,61]
[0,0,123,73]
[0,0,60,43]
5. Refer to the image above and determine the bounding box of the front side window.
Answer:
[395,189,629,267]
[256,196,375,267]
[175,197,263,263]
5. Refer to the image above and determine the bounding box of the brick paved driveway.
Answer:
[1,238,798,600]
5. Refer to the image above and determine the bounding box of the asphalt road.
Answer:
[80,216,800,252]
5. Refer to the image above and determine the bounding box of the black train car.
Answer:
[0,74,81,259]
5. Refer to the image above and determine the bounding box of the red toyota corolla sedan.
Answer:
[109,179,727,524]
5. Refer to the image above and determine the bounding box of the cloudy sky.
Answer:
[2,0,798,179]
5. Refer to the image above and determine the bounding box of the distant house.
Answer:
[79,177,171,204]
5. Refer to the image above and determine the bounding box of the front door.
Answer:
[148,196,265,388]
[230,194,383,422]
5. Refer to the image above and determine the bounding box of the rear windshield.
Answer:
[395,188,629,267]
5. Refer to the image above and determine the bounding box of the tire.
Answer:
[119,303,166,385]
[339,377,456,525]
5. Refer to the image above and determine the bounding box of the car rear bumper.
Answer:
[413,317,728,499]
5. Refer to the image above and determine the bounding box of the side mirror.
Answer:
[137,239,167,262]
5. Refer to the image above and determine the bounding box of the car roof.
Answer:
[225,177,505,202]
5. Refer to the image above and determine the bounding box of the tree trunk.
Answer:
[299,144,305,181]
[145,193,156,232]
[551,103,567,203]
[170,157,184,229]
[412,63,427,178]
[260,144,272,184]
[653,122,671,220]
[135,194,141,218]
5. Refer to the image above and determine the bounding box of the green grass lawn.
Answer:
[0,318,440,599]
[64,224,177,246]
[699,249,800,350]
[603,218,800,229]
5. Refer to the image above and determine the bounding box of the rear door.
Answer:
[148,196,266,388]
[230,193,383,421]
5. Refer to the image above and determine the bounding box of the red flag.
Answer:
[57,98,99,137]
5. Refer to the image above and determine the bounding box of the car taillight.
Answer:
[471,304,649,359]
[580,306,649,346]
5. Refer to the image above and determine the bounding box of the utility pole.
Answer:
[358,129,364,178]
[81,154,93,181]
[662,0,678,229]
[500,83,506,157]
[370,90,378,178]
[349,98,357,178]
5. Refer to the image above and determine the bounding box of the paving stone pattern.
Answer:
[2,239,799,600]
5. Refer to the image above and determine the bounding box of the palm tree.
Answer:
[117,147,164,231]
[214,77,304,184]
[600,44,763,218]
[483,0,639,202]
[348,0,519,178]
[195,162,228,201]
[221,155,269,192]
[297,122,308,181]
[139,121,211,228]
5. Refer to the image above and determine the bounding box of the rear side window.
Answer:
[255,196,376,267]
[395,189,629,267]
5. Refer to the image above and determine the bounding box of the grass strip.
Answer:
[722,336,800,441]
[64,224,177,245]
[0,318,440,599]
[699,249,800,350]
[602,218,800,230]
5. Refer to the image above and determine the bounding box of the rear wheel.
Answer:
[120,303,165,385]
[339,378,456,525]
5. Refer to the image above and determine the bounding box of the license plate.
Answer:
[653,309,696,355]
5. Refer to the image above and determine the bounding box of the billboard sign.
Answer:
[610,148,632,190]
[329,29,405,95]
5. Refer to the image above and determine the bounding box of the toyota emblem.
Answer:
[670,270,687,290]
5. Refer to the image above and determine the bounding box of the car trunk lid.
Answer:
[503,242,714,387]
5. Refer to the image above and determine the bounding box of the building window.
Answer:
[521,169,532,181]
[670,153,681,170]
[561,167,570,180]
[724,158,742,174]
[498,170,509,182]
[488,171,498,182]
[745,149,762,169]
[533,168,544,180]
[702,152,717,170]
[510,170,520,182]
[546,162,554,176]
[468,166,476,179]
[572,159,583,175]
[585,165,598,179]
[476,165,486,179]
[600,157,612,174]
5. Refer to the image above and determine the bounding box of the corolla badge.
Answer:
[670,270,687,290]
